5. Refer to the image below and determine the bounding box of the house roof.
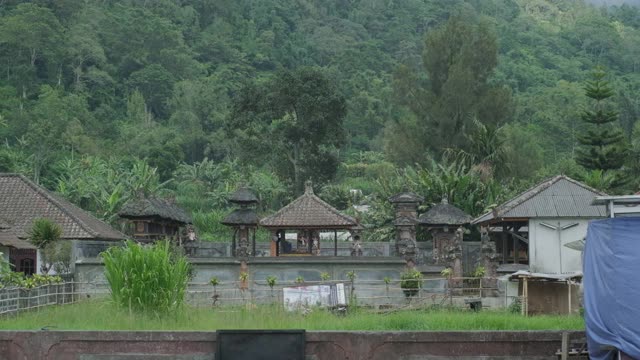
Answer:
[419,198,472,226]
[119,197,192,224]
[388,192,424,204]
[228,187,258,204]
[260,181,358,229]
[473,175,607,225]
[221,208,260,226]
[0,227,36,249]
[0,173,125,241]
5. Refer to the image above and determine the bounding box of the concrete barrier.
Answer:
[0,330,585,359]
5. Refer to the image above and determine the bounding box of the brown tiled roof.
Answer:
[0,174,125,241]
[119,197,192,224]
[260,183,357,229]
[0,226,36,249]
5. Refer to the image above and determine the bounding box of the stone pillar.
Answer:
[388,192,423,263]
[236,226,250,259]
[395,217,418,267]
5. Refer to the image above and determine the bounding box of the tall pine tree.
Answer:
[576,68,627,172]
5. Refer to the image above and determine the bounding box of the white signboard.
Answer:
[282,283,347,311]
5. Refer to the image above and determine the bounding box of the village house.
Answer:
[473,175,607,274]
[0,173,125,275]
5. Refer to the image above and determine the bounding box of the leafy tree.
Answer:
[393,8,513,158]
[229,67,347,193]
[575,68,627,172]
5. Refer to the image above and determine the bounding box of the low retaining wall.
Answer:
[74,258,516,308]
[0,330,586,359]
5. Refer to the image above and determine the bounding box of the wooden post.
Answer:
[561,332,569,360]
[252,228,256,257]
[523,276,529,316]
[567,280,572,315]
[334,230,338,256]
[232,228,237,257]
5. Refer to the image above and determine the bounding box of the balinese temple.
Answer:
[119,196,192,243]
[221,187,260,258]
[260,181,358,256]
[418,198,472,278]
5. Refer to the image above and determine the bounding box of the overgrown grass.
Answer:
[101,240,191,314]
[0,301,584,331]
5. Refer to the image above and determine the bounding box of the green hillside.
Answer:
[1,0,638,239]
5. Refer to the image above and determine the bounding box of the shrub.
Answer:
[508,297,522,314]
[101,240,191,314]
[28,218,62,248]
[266,275,277,289]
[400,269,423,297]
[473,266,486,278]
[320,272,331,281]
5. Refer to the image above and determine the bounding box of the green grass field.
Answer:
[0,301,584,331]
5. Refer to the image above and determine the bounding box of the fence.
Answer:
[0,277,517,316]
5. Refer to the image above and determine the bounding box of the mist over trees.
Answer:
[1,0,640,239]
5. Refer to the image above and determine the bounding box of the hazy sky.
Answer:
[587,0,640,6]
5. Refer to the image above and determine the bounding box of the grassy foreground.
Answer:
[0,301,584,331]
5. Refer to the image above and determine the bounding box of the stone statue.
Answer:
[350,240,363,257]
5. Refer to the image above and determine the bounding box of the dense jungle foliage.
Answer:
[1,0,640,240]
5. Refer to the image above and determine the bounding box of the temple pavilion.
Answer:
[260,181,359,256]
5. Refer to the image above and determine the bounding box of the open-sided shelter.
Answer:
[260,181,358,256]
[473,175,606,274]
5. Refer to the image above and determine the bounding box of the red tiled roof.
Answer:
[0,174,125,241]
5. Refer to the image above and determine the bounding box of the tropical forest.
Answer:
[1,0,639,241]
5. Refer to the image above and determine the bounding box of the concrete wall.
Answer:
[75,257,517,308]
[0,330,587,360]
[528,218,588,274]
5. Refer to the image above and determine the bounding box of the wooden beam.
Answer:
[252,228,256,257]
[334,230,338,256]
[567,280,572,315]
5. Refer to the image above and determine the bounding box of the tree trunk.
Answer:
[292,143,301,194]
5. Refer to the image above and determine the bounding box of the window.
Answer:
[19,258,35,275]
[136,221,145,233]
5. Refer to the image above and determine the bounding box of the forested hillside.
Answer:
[1,0,639,239]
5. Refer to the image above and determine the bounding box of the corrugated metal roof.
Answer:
[472,176,607,224]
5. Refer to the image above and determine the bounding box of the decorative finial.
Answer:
[304,180,314,194]
[441,195,448,205]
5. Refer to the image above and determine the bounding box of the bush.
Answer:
[400,269,423,297]
[508,297,522,314]
[101,240,191,314]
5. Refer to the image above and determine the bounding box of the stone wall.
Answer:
[75,257,516,308]
[0,330,586,360]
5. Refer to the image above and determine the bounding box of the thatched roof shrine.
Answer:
[418,198,472,226]
[119,197,192,224]
[228,187,259,205]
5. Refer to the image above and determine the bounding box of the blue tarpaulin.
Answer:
[584,217,640,360]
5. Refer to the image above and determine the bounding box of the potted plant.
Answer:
[400,269,423,297]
